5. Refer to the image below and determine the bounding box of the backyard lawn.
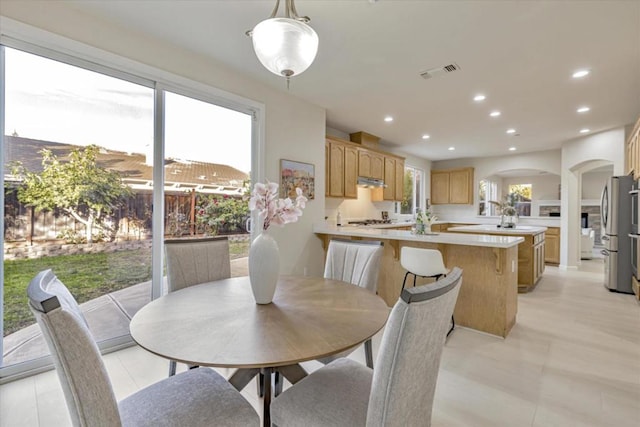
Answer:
[4,241,249,336]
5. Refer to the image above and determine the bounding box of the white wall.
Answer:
[560,127,625,268]
[0,4,328,276]
[582,170,612,200]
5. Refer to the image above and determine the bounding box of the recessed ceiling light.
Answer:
[577,106,590,113]
[490,111,501,117]
[509,147,517,151]
[448,146,455,151]
[506,128,516,134]
[572,69,590,78]
[580,128,590,133]
[422,134,430,140]
[384,116,393,122]
[474,94,486,102]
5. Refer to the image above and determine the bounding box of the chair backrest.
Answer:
[165,236,231,292]
[323,239,384,292]
[400,246,448,278]
[27,270,121,427]
[366,267,463,427]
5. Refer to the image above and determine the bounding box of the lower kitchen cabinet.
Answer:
[545,227,560,265]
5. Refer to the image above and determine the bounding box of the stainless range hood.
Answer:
[357,177,386,188]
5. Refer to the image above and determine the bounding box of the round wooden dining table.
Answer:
[129,275,390,426]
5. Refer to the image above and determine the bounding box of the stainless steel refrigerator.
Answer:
[601,175,634,293]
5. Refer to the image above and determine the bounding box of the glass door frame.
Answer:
[0,30,264,382]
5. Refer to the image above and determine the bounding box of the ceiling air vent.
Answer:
[420,62,461,79]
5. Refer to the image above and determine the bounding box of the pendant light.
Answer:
[247,0,319,87]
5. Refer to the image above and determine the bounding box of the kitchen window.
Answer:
[399,165,423,215]
[478,179,499,215]
[508,184,532,217]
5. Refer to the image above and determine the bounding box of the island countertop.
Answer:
[313,223,523,248]
[448,224,547,235]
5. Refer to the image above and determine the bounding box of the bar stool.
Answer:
[400,247,455,337]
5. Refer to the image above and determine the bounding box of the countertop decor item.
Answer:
[246,0,319,88]
[489,193,519,229]
[415,208,438,234]
[248,181,307,304]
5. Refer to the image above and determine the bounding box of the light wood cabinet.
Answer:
[326,138,358,199]
[447,227,544,292]
[533,232,546,286]
[431,167,474,205]
[625,116,640,179]
[383,157,398,200]
[373,156,405,202]
[632,275,639,301]
[359,149,384,180]
[395,158,404,201]
[344,146,358,198]
[383,157,395,200]
[544,226,560,265]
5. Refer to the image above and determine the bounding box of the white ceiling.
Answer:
[68,0,640,161]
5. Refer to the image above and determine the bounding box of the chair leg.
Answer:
[168,360,176,377]
[447,315,455,337]
[364,339,374,369]
[257,372,264,397]
[401,272,412,291]
[274,371,283,396]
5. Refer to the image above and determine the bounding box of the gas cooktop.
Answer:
[347,219,392,225]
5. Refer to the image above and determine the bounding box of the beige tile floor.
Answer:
[1,259,639,427]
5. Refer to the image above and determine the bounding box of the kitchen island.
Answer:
[448,225,547,293]
[314,224,524,338]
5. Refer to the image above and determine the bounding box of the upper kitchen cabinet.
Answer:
[358,149,384,180]
[395,158,405,201]
[625,116,640,179]
[382,156,405,201]
[326,137,358,198]
[431,167,474,204]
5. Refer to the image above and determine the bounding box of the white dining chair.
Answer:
[271,268,463,427]
[322,238,384,369]
[27,269,259,427]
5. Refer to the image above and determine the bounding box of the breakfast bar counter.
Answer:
[314,224,523,338]
[448,225,547,293]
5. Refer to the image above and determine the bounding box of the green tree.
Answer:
[12,145,132,243]
[401,170,414,214]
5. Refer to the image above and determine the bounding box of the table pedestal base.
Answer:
[229,364,309,426]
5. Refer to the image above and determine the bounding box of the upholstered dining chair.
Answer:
[400,247,455,337]
[270,267,463,427]
[27,269,259,427]
[164,236,231,293]
[164,236,231,376]
[322,238,384,369]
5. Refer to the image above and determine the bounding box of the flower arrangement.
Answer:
[489,193,518,217]
[416,208,438,225]
[248,181,307,231]
[489,193,518,228]
[414,208,437,234]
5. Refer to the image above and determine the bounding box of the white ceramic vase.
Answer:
[248,230,280,304]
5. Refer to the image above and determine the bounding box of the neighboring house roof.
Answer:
[3,135,249,196]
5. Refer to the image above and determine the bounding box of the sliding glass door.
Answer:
[0,41,258,381]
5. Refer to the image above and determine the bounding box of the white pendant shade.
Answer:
[251,17,319,78]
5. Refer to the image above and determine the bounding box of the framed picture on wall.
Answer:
[280,159,315,200]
